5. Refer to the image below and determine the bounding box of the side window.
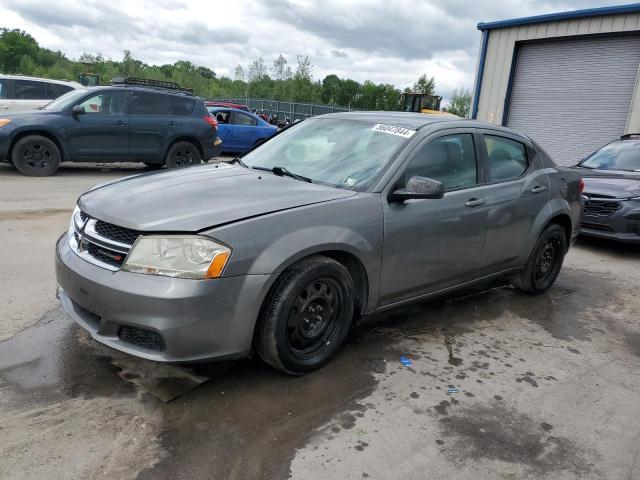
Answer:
[0,79,7,99]
[168,96,195,115]
[232,112,257,126]
[14,80,55,100]
[403,133,478,190]
[214,111,230,124]
[51,84,73,98]
[130,92,169,115]
[79,92,126,115]
[484,135,528,182]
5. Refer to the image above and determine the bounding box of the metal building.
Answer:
[472,4,640,165]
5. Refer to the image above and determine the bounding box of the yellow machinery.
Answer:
[402,92,452,115]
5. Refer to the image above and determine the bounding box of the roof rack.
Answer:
[620,133,640,140]
[109,77,194,95]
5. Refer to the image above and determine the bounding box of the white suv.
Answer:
[0,75,82,113]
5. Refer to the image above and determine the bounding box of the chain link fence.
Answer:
[212,98,352,121]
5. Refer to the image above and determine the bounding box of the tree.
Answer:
[320,74,341,104]
[0,28,39,72]
[247,57,267,82]
[412,74,436,95]
[234,65,245,82]
[445,88,472,118]
[271,54,291,81]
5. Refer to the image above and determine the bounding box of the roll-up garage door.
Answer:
[507,35,640,166]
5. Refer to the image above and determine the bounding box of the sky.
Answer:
[0,0,630,98]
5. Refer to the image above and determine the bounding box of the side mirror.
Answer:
[71,105,84,115]
[388,176,445,203]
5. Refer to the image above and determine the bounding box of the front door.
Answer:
[380,130,491,306]
[230,111,258,151]
[65,90,129,160]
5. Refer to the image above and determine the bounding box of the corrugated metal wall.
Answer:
[506,35,640,165]
[475,12,640,132]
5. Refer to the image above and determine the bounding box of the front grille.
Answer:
[86,242,126,268]
[71,211,141,270]
[94,220,141,245]
[118,325,166,352]
[584,199,622,217]
[581,221,615,233]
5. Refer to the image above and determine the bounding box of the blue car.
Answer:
[208,107,277,153]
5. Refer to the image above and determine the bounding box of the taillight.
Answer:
[578,178,585,193]
[204,115,217,128]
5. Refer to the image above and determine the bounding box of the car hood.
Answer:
[579,169,640,198]
[0,110,60,122]
[78,163,357,231]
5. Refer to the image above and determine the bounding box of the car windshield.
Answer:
[580,140,640,172]
[43,88,89,111]
[241,118,415,191]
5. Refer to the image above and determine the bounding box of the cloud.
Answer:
[0,0,628,99]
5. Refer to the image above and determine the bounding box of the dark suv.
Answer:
[0,79,220,176]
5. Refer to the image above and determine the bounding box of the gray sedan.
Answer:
[55,112,583,374]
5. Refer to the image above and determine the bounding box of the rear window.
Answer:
[14,80,56,100]
[168,96,195,115]
[130,91,169,115]
[484,135,528,182]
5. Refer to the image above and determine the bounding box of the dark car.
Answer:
[573,134,640,243]
[0,84,221,176]
[56,112,582,374]
[208,107,278,153]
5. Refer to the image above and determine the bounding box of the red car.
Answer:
[205,101,250,112]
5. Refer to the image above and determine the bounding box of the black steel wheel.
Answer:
[12,135,61,176]
[256,255,355,375]
[512,223,566,294]
[165,141,202,168]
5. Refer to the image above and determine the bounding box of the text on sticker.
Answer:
[371,124,416,138]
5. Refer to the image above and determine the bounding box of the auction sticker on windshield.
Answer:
[371,124,416,138]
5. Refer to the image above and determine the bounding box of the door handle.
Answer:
[114,120,127,126]
[531,185,547,194]
[168,122,178,127]
[0,105,8,110]
[465,198,487,208]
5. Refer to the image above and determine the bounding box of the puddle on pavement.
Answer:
[0,267,632,479]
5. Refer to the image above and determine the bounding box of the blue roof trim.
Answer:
[477,3,640,30]
[471,30,490,120]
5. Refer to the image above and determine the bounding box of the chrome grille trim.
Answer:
[69,211,136,271]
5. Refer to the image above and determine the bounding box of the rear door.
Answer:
[66,90,129,160]
[212,110,233,150]
[230,111,258,151]
[478,131,549,270]
[128,91,170,161]
[12,79,58,112]
[0,78,10,112]
[380,129,492,305]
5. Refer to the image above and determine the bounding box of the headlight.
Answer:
[0,119,11,128]
[122,236,231,279]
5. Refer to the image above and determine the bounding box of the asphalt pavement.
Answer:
[1,161,639,480]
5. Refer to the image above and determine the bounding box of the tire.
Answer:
[144,162,164,170]
[164,141,201,169]
[255,255,355,375]
[11,135,61,176]
[511,223,567,294]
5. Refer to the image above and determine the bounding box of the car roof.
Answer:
[82,85,199,99]
[0,74,82,87]
[316,111,527,136]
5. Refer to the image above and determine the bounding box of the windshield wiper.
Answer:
[252,166,312,183]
